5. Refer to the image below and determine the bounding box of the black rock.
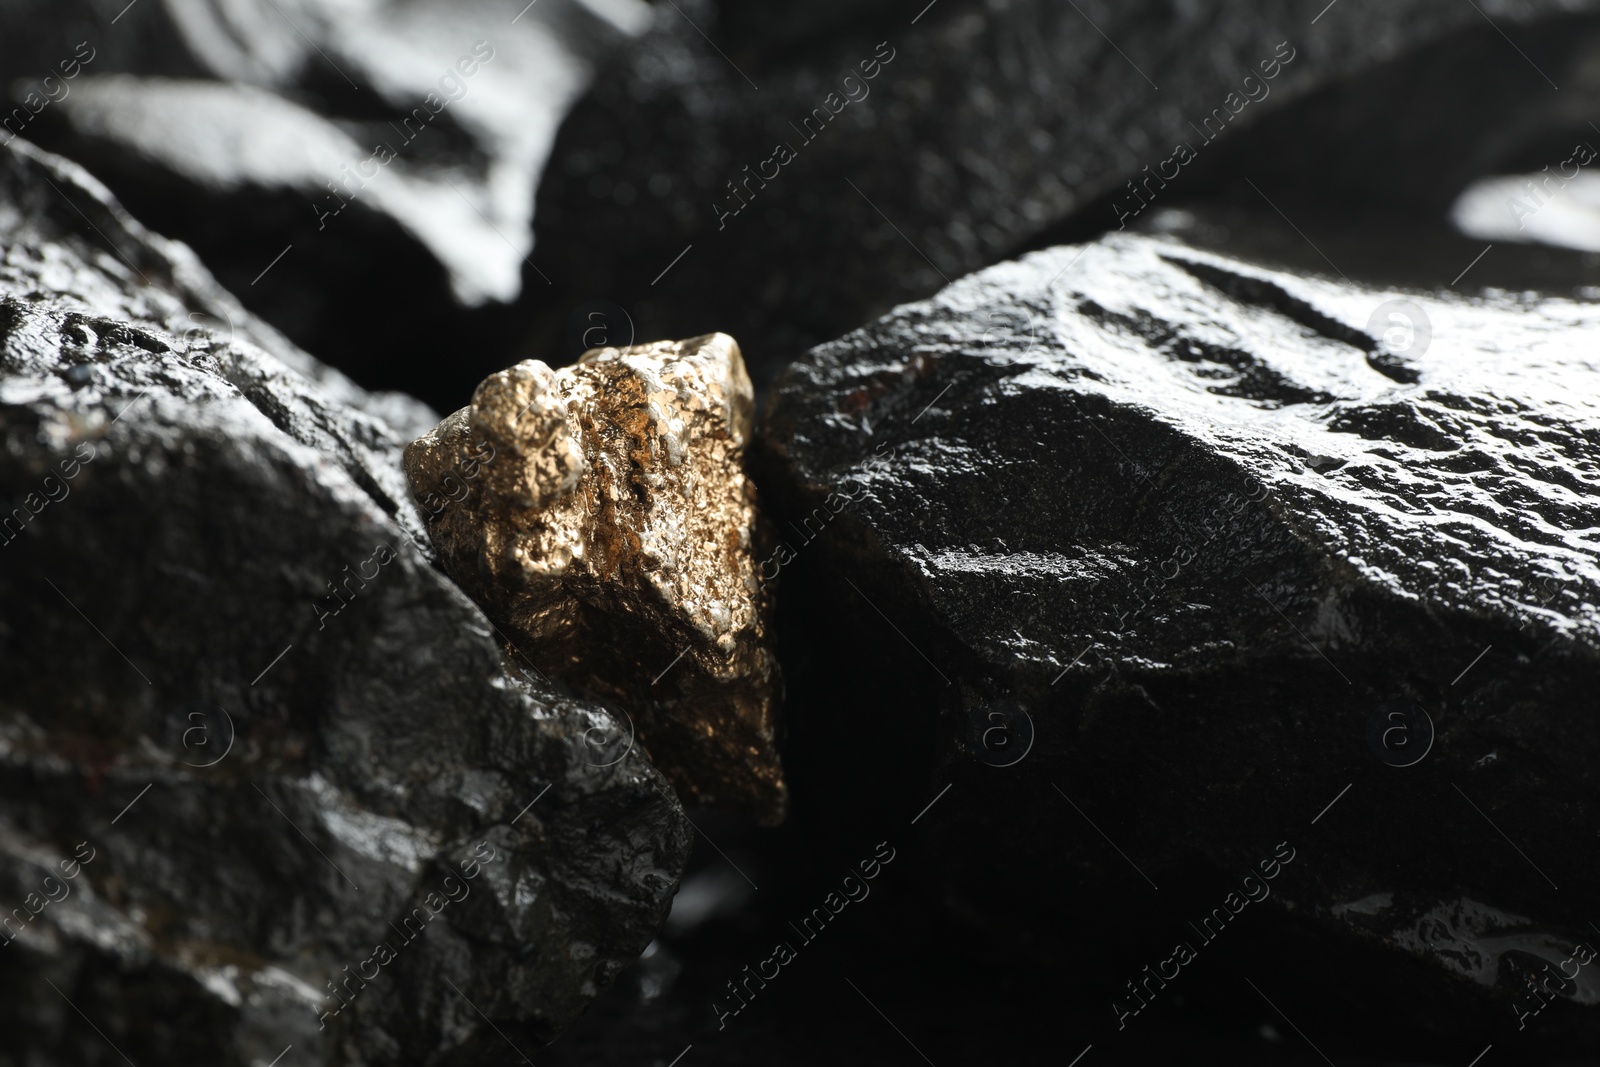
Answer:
[759,232,1600,1054]
[528,0,1600,395]
[1031,11,1600,297]
[0,137,692,1065]
[0,0,651,407]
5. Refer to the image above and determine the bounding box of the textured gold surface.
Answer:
[404,333,786,824]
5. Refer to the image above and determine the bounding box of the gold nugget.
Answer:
[404,333,785,824]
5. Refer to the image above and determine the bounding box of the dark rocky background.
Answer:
[3,1,1599,1064]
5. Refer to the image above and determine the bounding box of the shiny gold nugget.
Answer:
[404,333,786,824]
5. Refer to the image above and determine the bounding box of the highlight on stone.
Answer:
[404,332,787,824]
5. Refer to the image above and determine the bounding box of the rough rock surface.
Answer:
[1049,13,1600,302]
[0,0,650,402]
[760,232,1600,1047]
[529,0,1600,394]
[0,137,692,1064]
[405,334,786,826]
[12,2,1600,412]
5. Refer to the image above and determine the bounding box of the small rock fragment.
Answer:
[405,334,787,824]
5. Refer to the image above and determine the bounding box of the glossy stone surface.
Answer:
[529,0,1600,395]
[405,334,787,825]
[759,232,1600,1046]
[0,137,692,1065]
[0,0,651,403]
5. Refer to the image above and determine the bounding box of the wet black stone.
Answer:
[1030,13,1600,301]
[0,137,692,1065]
[527,0,1600,395]
[0,0,648,409]
[758,232,1600,1054]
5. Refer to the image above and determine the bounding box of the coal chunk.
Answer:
[529,0,1600,393]
[760,232,1600,1050]
[0,137,692,1065]
[0,0,651,405]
